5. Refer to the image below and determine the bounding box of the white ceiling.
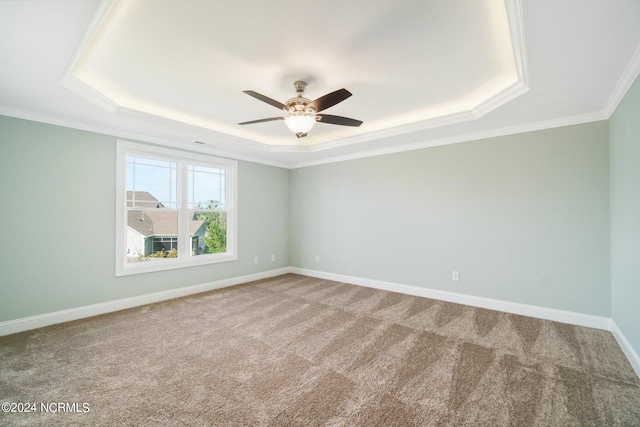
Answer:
[1,0,639,168]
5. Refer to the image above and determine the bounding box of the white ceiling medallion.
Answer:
[60,0,528,151]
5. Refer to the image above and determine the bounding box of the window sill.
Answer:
[115,253,238,277]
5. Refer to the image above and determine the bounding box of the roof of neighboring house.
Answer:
[128,211,205,237]
[126,191,205,237]
[126,191,166,208]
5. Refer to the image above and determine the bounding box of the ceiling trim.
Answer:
[0,103,610,171]
[603,44,640,117]
[59,75,119,115]
[307,80,530,154]
[289,111,608,169]
[114,106,272,152]
[505,0,529,87]
[58,0,116,111]
[0,105,289,168]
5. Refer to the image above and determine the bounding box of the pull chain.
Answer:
[299,139,303,173]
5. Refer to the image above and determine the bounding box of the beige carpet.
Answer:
[1,274,639,426]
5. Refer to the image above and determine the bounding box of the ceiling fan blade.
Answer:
[316,114,363,127]
[238,117,284,125]
[243,90,287,110]
[308,88,352,112]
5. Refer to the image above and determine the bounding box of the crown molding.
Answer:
[0,103,607,172]
[471,82,530,120]
[506,0,529,86]
[59,75,120,114]
[603,44,640,117]
[288,111,607,169]
[58,0,117,112]
[0,105,289,168]
[307,82,530,155]
[114,106,273,152]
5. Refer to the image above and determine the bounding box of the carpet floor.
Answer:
[1,274,639,426]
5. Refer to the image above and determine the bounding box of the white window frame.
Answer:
[115,140,237,276]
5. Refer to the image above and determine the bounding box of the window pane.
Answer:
[118,141,237,276]
[191,211,227,255]
[126,156,177,208]
[188,164,225,209]
[126,210,178,263]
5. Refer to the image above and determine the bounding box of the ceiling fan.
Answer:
[238,81,363,138]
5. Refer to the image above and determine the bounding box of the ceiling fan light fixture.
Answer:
[284,113,316,134]
[239,81,361,138]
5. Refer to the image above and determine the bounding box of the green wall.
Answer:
[0,115,290,322]
[610,73,640,353]
[0,114,620,327]
[290,122,611,316]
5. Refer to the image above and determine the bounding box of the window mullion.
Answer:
[177,160,190,259]
[225,166,233,254]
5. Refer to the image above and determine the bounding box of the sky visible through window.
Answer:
[188,164,226,209]
[126,156,225,209]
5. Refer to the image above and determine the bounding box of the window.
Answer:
[116,140,237,276]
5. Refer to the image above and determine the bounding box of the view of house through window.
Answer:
[117,141,237,275]
[126,157,228,262]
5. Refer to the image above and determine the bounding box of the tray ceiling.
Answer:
[1,0,639,167]
[63,0,526,148]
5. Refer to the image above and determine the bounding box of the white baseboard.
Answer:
[292,267,640,379]
[291,267,613,330]
[610,322,640,379]
[0,267,290,337]
[2,266,639,380]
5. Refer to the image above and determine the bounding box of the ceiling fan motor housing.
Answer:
[293,80,307,93]
[285,81,316,115]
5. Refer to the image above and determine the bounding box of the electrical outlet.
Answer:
[451,271,460,281]
[315,255,320,262]
[271,254,276,262]
[254,256,260,264]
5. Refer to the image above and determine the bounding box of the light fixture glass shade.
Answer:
[284,114,316,134]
